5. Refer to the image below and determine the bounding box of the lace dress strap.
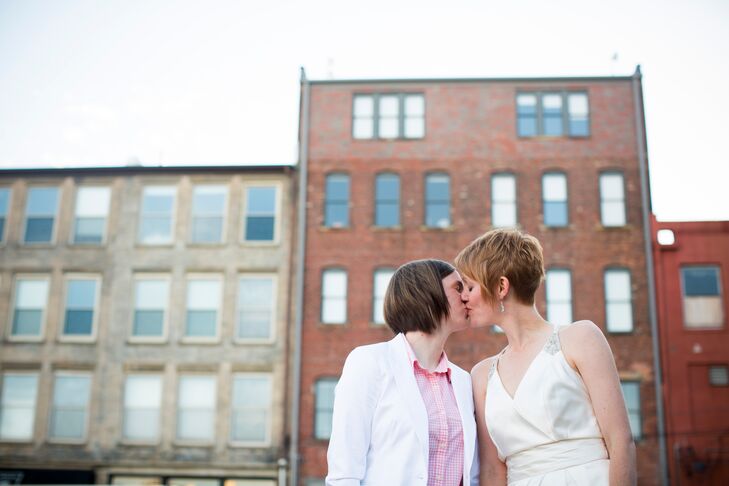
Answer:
[544,323,562,355]
[488,347,508,381]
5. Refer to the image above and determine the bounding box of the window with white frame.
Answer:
[49,373,92,440]
[191,185,226,243]
[237,275,276,340]
[546,269,572,325]
[138,186,176,244]
[517,91,590,138]
[0,373,39,440]
[24,187,59,243]
[372,269,394,324]
[491,173,517,228]
[314,377,338,440]
[321,269,347,324]
[0,188,10,242]
[425,173,450,228]
[132,277,169,338]
[177,375,216,442]
[73,187,110,244]
[542,172,568,227]
[604,269,633,332]
[374,174,400,227]
[620,381,642,440]
[231,374,272,444]
[11,277,49,338]
[599,173,626,227]
[62,277,99,337]
[353,93,425,140]
[324,174,350,228]
[244,186,277,242]
[184,277,221,339]
[681,266,724,328]
[123,374,162,441]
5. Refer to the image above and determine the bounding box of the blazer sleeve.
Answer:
[326,346,383,486]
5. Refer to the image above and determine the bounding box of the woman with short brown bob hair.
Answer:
[456,229,636,486]
[327,259,479,486]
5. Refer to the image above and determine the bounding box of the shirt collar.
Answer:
[402,333,452,379]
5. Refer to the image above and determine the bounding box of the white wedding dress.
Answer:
[485,324,610,485]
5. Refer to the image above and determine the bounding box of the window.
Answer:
[353,93,424,140]
[11,276,49,338]
[237,275,276,340]
[191,185,226,243]
[231,374,272,444]
[123,374,162,441]
[62,277,99,338]
[373,269,395,324]
[425,173,450,228]
[244,185,277,242]
[374,174,400,227]
[314,377,338,440]
[73,187,110,244]
[321,269,347,324]
[681,266,724,328]
[324,174,350,228]
[49,373,91,440]
[491,173,517,228]
[546,269,572,325]
[709,366,729,386]
[517,91,590,138]
[138,186,176,244]
[24,187,59,243]
[0,188,10,242]
[132,277,169,339]
[542,173,568,227]
[604,269,633,332]
[177,375,216,442]
[0,373,39,440]
[184,277,222,339]
[599,173,626,227]
[620,381,642,440]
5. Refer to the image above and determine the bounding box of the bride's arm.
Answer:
[471,358,507,486]
[561,320,637,486]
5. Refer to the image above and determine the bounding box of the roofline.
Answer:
[308,74,637,86]
[0,164,294,177]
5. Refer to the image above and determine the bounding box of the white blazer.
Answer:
[326,333,479,486]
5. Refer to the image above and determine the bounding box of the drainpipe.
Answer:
[290,67,311,486]
[632,65,669,485]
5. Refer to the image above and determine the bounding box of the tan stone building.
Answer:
[0,165,295,485]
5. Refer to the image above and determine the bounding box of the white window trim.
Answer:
[128,274,171,344]
[180,274,223,344]
[0,186,12,246]
[70,185,111,246]
[58,273,102,343]
[240,181,282,246]
[173,373,217,446]
[189,183,229,245]
[7,274,50,343]
[47,370,93,444]
[137,185,178,246]
[121,373,163,445]
[0,371,39,443]
[228,372,273,447]
[234,273,278,345]
[22,186,61,246]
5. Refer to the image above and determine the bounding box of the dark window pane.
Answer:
[24,218,53,242]
[426,178,450,201]
[64,310,93,335]
[569,118,589,136]
[518,117,537,137]
[325,204,349,228]
[185,310,217,337]
[426,203,450,228]
[325,176,349,201]
[0,218,5,241]
[376,175,399,200]
[133,310,164,336]
[375,175,400,227]
[544,202,568,227]
[375,203,399,227]
[0,189,9,214]
[191,217,223,243]
[543,116,563,136]
[683,267,720,296]
[74,217,105,243]
[12,310,42,335]
[246,216,274,241]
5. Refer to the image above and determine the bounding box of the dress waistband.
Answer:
[506,437,608,484]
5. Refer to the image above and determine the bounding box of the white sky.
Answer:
[1,0,727,221]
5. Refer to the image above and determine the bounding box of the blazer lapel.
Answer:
[387,334,429,464]
[451,366,475,479]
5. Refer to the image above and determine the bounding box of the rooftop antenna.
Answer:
[327,57,334,79]
[611,52,619,76]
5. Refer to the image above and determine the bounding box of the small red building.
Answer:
[652,217,729,484]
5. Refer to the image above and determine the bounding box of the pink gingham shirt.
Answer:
[404,337,464,486]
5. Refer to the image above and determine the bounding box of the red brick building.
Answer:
[292,68,664,485]
[652,218,729,485]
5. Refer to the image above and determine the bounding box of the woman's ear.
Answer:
[499,276,511,299]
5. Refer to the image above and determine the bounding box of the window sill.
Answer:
[597,224,632,231]
[135,242,175,248]
[19,242,56,248]
[234,337,276,345]
[539,223,573,231]
[69,242,107,248]
[6,335,44,343]
[228,439,272,448]
[318,322,348,328]
[240,240,280,247]
[370,225,403,232]
[319,225,351,232]
[119,439,162,447]
[172,440,215,448]
[47,438,87,445]
[180,337,221,345]
[187,242,227,248]
[58,335,97,344]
